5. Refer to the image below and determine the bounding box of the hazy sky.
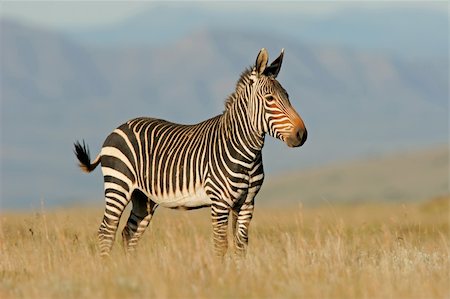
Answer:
[1,1,446,30]
[0,1,153,29]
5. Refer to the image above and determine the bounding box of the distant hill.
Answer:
[66,2,448,58]
[0,18,447,209]
[260,146,449,205]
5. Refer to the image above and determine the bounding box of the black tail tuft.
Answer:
[74,140,97,173]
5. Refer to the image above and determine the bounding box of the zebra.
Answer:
[74,48,307,258]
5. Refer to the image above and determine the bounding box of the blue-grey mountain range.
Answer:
[0,5,447,209]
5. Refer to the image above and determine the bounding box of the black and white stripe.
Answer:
[74,48,307,257]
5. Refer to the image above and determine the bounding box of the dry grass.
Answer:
[1,198,449,299]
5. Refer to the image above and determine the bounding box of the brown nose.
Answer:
[286,110,307,147]
[297,128,307,146]
[287,127,307,147]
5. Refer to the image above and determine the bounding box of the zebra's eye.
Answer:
[266,95,274,101]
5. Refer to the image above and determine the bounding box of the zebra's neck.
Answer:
[220,93,265,160]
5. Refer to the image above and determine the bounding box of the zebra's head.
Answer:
[248,48,307,148]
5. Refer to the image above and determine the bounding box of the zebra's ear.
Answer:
[255,48,269,76]
[263,48,284,78]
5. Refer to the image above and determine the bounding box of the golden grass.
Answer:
[1,198,449,299]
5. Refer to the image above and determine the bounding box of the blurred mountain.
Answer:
[0,18,447,209]
[261,146,449,205]
[66,3,448,58]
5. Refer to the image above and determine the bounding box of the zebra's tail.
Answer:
[74,140,101,173]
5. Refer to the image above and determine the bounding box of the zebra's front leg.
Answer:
[233,201,254,256]
[122,191,158,253]
[211,203,230,258]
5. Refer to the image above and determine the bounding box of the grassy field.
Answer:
[1,197,449,299]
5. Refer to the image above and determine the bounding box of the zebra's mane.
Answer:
[224,67,253,111]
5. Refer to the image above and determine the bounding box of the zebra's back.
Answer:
[100,116,220,208]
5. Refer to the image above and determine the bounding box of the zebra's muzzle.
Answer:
[286,127,307,148]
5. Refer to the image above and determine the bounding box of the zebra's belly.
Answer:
[150,187,212,209]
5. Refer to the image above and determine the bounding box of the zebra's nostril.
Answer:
[293,128,307,147]
[301,129,308,145]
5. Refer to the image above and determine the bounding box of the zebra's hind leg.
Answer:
[98,191,131,257]
[211,202,230,258]
[122,189,158,253]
